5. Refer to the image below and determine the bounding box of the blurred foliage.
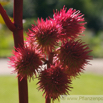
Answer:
[0,15,13,24]
[56,0,103,34]
[0,24,103,58]
[3,0,103,34]
[23,18,36,31]
[81,30,103,58]
[0,1,10,6]
[1,0,103,58]
[0,25,14,57]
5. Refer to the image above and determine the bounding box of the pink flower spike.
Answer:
[53,6,86,40]
[8,45,42,80]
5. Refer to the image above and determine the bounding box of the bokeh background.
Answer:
[0,0,103,103]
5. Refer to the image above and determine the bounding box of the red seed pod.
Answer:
[53,6,86,40]
[28,18,61,54]
[58,40,92,76]
[37,62,72,100]
[9,45,42,80]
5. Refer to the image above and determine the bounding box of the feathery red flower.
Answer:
[9,45,42,80]
[58,40,92,76]
[28,18,61,53]
[37,63,72,100]
[53,6,86,39]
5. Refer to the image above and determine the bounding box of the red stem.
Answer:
[0,3,16,31]
[46,52,54,103]
[0,1,28,103]
[1,1,53,103]
[46,96,51,103]
[13,0,28,103]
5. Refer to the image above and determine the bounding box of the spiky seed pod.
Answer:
[28,18,61,54]
[53,6,86,40]
[58,40,92,76]
[37,63,72,100]
[9,46,42,80]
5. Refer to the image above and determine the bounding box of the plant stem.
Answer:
[46,96,51,103]
[47,52,54,68]
[13,0,28,103]
[0,3,16,31]
[46,52,54,103]
[0,0,28,103]
[0,1,28,103]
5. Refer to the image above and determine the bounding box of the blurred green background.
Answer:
[0,0,103,58]
[0,74,103,103]
[0,1,103,103]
